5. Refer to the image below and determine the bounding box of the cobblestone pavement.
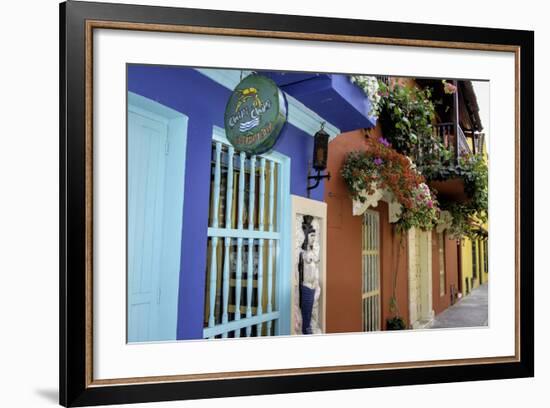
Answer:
[429,283,488,329]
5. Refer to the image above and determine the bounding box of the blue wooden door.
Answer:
[127,109,168,342]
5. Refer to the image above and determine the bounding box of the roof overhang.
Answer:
[264,72,377,132]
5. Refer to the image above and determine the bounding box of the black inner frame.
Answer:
[60,1,534,406]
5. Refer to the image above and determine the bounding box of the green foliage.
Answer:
[340,150,379,200]
[397,200,439,233]
[340,136,439,232]
[436,154,489,238]
[377,80,488,238]
[386,316,406,330]
[377,81,440,161]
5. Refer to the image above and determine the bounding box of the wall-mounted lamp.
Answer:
[307,123,331,197]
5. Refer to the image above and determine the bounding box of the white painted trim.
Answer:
[362,209,381,332]
[128,103,169,126]
[212,125,286,164]
[128,91,185,121]
[208,126,293,336]
[197,68,341,138]
[212,125,230,144]
[290,195,327,335]
[408,228,434,329]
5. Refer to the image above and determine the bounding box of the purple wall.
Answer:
[128,65,324,339]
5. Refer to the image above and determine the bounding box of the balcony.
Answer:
[375,77,486,208]
[417,122,485,203]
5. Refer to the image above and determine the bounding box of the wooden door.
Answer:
[127,109,168,342]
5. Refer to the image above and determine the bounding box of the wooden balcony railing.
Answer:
[411,122,480,171]
[457,126,472,156]
[464,131,485,155]
[376,75,391,86]
[433,122,455,150]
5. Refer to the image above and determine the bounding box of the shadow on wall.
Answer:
[34,388,58,404]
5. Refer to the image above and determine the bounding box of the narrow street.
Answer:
[430,283,488,329]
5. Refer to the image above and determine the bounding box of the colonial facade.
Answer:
[126,65,488,342]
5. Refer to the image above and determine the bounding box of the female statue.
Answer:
[298,215,321,334]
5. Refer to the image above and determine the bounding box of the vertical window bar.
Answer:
[221,146,234,338]
[245,155,256,337]
[256,157,266,336]
[372,214,376,331]
[370,213,374,331]
[439,233,446,296]
[375,213,379,330]
[371,212,375,296]
[370,297,373,332]
[233,152,246,337]
[366,213,370,331]
[208,142,222,332]
[365,214,372,296]
[362,216,368,331]
[266,160,275,335]
[377,215,381,330]
[365,213,369,331]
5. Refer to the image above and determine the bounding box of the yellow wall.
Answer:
[460,237,488,296]
[480,238,489,284]
[460,239,473,295]
[459,136,489,296]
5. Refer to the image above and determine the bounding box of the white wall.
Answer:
[0,0,545,407]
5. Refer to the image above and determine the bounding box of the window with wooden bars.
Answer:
[203,130,284,339]
[362,210,381,332]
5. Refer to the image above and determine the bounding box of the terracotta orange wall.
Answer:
[378,202,409,328]
[324,129,366,333]
[324,126,409,333]
[431,232,460,315]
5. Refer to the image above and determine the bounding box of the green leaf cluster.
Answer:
[377,81,438,159]
[438,154,489,238]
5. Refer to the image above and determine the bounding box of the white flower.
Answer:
[350,75,381,117]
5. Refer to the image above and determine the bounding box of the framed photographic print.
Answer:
[59,0,534,406]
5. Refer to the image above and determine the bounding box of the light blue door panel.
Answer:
[128,110,167,342]
[127,94,188,343]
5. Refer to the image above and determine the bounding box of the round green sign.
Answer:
[224,74,287,155]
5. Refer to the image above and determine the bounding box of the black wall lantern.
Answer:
[307,123,331,197]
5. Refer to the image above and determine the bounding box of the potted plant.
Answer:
[386,315,406,330]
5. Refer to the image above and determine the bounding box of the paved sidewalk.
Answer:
[429,283,488,329]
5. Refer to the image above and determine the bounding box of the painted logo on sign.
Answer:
[224,74,287,155]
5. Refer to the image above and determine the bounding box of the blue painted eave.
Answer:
[263,71,321,87]
[264,72,377,132]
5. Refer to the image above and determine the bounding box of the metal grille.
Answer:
[362,210,381,332]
